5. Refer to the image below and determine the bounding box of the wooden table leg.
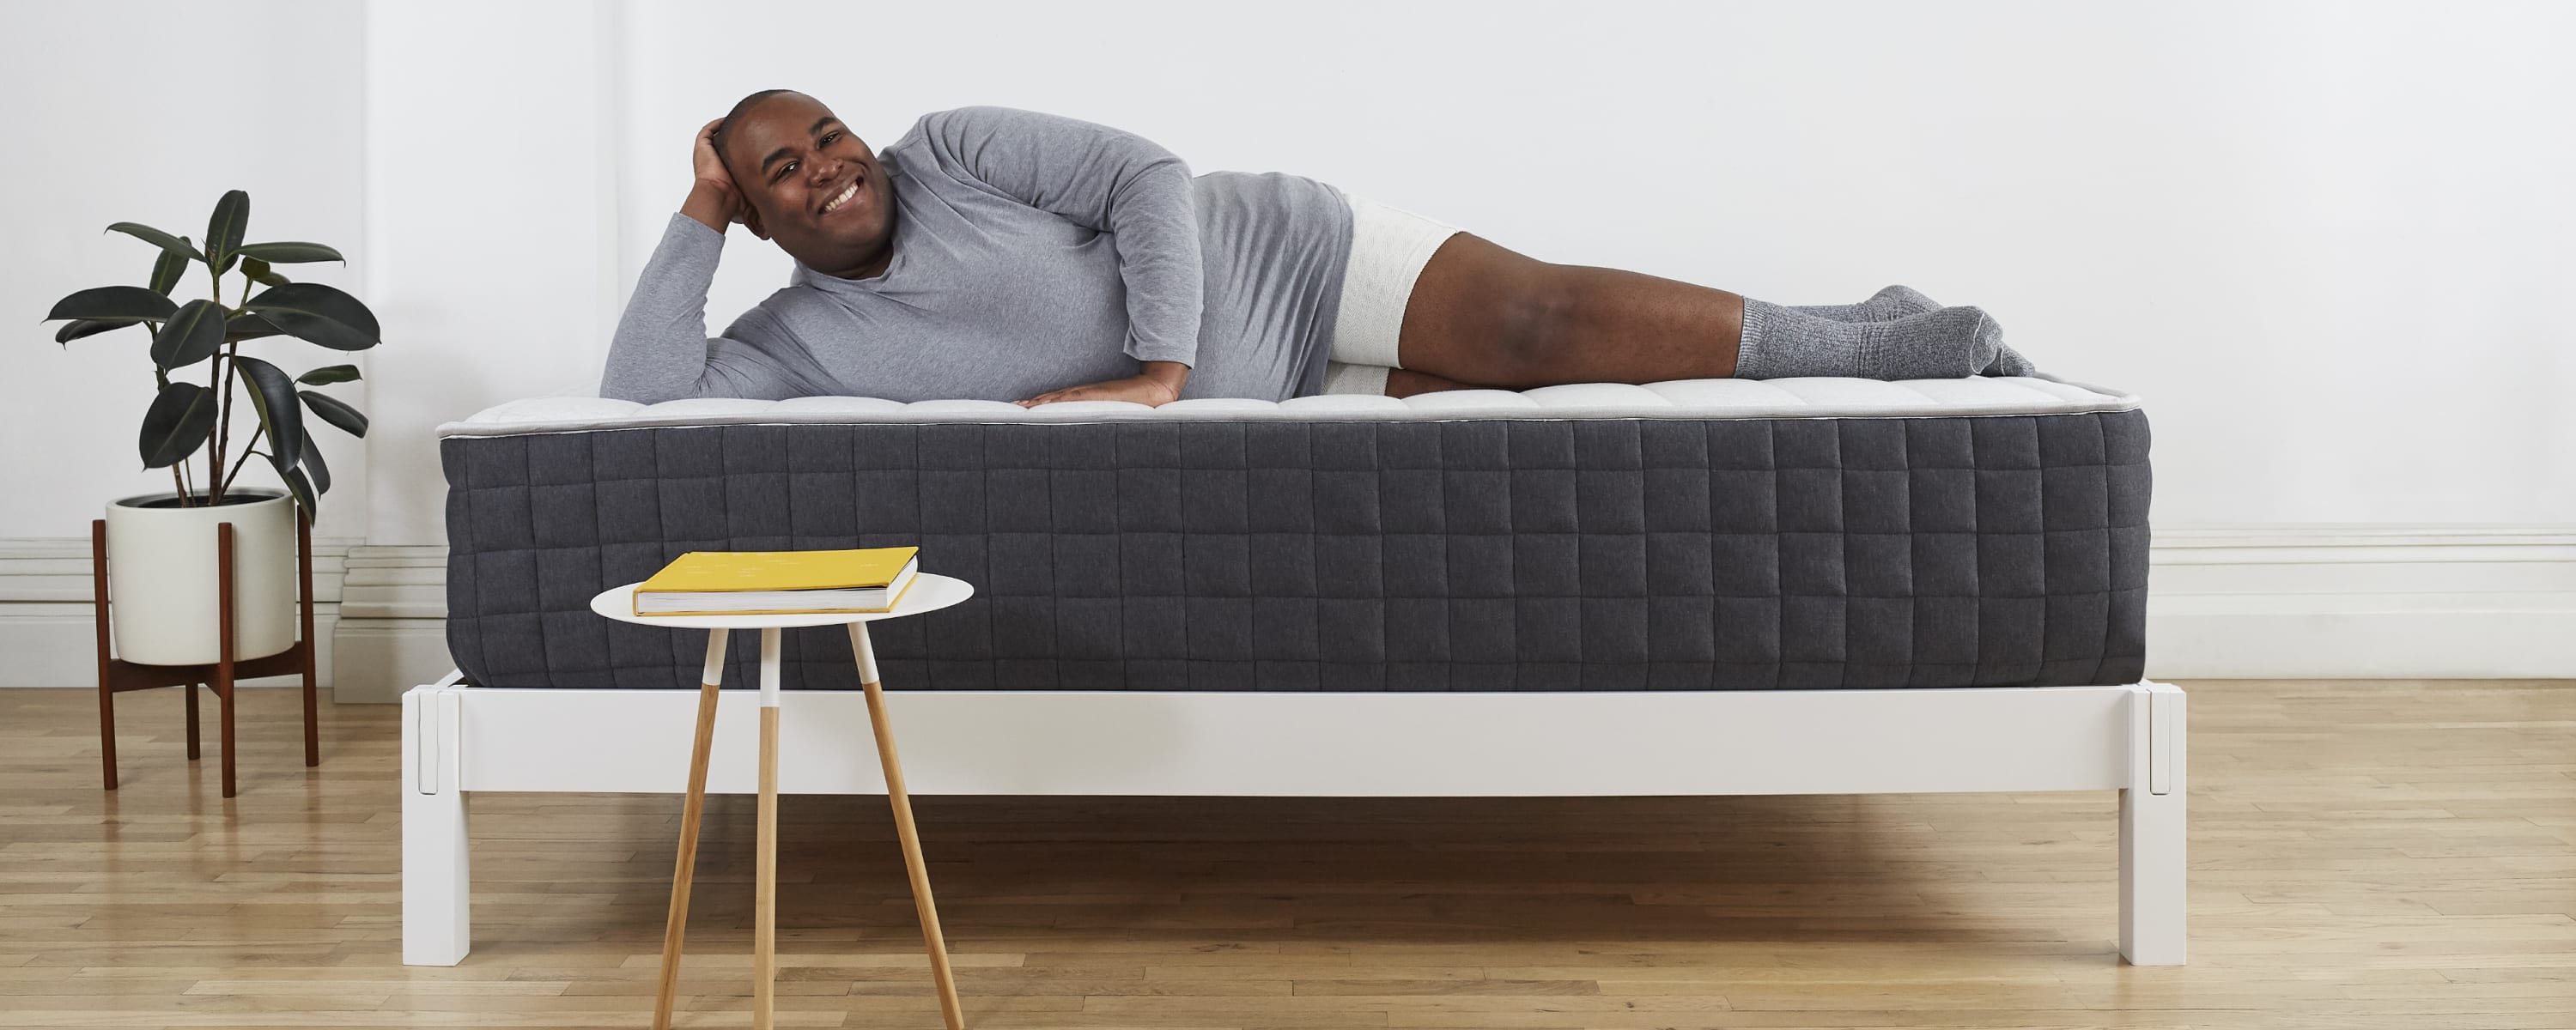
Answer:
[755,627,782,1030]
[848,621,966,1030]
[652,629,729,1030]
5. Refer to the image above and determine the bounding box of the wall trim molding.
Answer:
[332,544,450,703]
[6,524,2569,694]
[2144,524,2576,678]
[2150,523,2576,560]
[0,535,357,692]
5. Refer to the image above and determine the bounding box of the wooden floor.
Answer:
[1,682,2571,1029]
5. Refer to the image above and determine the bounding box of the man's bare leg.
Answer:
[1383,367,1479,397]
[1395,233,1742,387]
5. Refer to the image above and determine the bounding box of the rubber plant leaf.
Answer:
[55,319,136,345]
[226,311,283,342]
[240,258,290,288]
[269,456,318,518]
[106,221,205,261]
[204,190,249,274]
[45,285,175,323]
[138,381,218,469]
[149,236,194,295]
[233,354,306,473]
[295,364,361,385]
[234,241,343,264]
[298,389,368,439]
[241,282,380,351]
[300,436,331,495]
[149,300,227,371]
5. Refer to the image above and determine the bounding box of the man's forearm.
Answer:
[680,180,738,234]
[603,214,727,403]
[1138,360,1188,403]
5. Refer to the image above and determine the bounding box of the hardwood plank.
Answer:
[1,680,2571,1028]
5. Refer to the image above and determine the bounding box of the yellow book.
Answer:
[635,547,921,617]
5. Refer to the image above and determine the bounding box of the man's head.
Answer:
[712,90,894,278]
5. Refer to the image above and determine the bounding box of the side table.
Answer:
[589,573,975,1030]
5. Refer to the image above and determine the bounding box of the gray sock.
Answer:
[1791,284,1941,322]
[1981,343,2037,377]
[1788,285,2040,376]
[1735,299,2002,379]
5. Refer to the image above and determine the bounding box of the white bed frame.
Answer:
[399,673,2185,966]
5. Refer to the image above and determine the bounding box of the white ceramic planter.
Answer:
[104,489,298,667]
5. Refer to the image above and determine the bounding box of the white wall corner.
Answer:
[360,0,624,548]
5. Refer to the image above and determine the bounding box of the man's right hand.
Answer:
[683,117,766,239]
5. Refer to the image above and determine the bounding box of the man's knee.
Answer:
[1386,367,1475,398]
[1403,233,1565,385]
[1488,264,1577,382]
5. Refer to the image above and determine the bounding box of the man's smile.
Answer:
[821,175,865,215]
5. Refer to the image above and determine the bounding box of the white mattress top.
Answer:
[436,374,2141,439]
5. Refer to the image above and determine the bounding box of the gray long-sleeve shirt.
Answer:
[601,106,1354,404]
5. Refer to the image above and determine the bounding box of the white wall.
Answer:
[15,0,2566,539]
[0,1,368,540]
[619,0,2575,526]
[3,0,2570,687]
[361,0,622,546]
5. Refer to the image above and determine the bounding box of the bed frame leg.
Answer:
[403,680,471,966]
[2118,681,2186,965]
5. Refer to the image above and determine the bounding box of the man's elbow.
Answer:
[598,373,691,405]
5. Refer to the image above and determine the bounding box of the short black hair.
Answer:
[711,88,801,181]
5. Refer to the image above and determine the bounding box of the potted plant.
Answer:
[43,190,380,667]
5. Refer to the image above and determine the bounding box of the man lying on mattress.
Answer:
[603,90,2033,409]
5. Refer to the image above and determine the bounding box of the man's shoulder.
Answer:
[725,284,837,338]
[762,279,840,311]
[901,106,1125,152]
[886,106,1015,148]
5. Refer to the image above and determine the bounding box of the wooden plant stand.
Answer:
[92,514,321,798]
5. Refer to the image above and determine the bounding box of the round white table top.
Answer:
[588,573,975,629]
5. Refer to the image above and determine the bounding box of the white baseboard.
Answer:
[2144,524,2576,678]
[0,602,347,690]
[331,545,451,704]
[5,524,2568,696]
[0,536,353,692]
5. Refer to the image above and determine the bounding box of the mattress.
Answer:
[439,375,2150,693]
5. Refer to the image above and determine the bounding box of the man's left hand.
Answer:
[1015,374,1182,408]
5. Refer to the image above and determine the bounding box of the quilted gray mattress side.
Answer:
[444,411,2149,693]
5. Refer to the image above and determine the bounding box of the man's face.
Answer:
[721,93,893,275]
